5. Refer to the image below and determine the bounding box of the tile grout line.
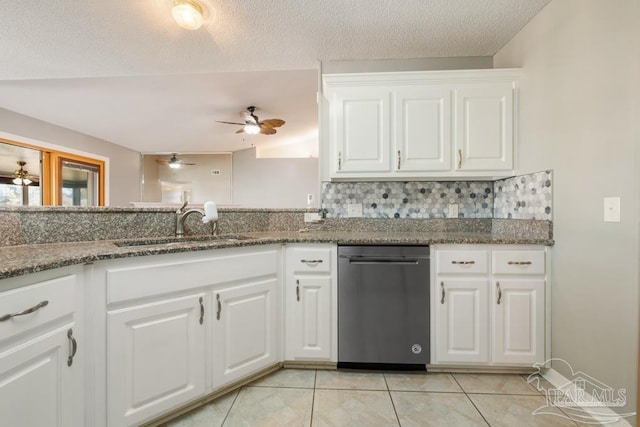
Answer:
[309,369,317,427]
[219,388,241,427]
[383,373,403,427]
[451,374,492,427]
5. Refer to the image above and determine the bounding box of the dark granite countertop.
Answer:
[0,231,553,281]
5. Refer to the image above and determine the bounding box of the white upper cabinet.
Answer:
[323,69,520,180]
[395,86,451,172]
[454,83,514,171]
[329,86,391,174]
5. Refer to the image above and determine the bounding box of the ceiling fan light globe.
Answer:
[169,162,181,169]
[12,178,21,185]
[23,178,32,186]
[244,124,261,135]
[172,0,204,30]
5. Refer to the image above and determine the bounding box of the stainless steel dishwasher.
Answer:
[338,246,430,370]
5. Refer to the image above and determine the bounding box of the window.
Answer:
[0,138,106,206]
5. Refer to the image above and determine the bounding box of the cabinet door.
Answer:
[395,86,451,171]
[0,324,80,427]
[329,86,392,174]
[492,279,545,365]
[212,279,278,389]
[436,278,489,363]
[286,277,332,360]
[107,294,206,427]
[454,83,513,171]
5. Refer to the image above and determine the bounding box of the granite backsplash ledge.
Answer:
[0,207,552,247]
[0,207,314,246]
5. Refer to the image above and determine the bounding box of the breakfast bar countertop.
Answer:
[0,230,554,281]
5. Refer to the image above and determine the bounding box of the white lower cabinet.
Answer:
[436,278,489,364]
[492,279,545,365]
[107,293,206,427]
[212,278,278,389]
[96,246,280,427]
[0,267,84,427]
[284,244,337,362]
[433,245,547,367]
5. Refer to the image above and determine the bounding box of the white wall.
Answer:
[232,148,318,208]
[0,108,141,206]
[495,0,639,420]
[143,154,232,204]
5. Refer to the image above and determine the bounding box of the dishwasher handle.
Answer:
[345,256,424,265]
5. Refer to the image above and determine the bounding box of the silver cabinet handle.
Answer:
[496,282,502,305]
[508,261,533,265]
[0,300,49,322]
[301,259,323,265]
[457,149,462,169]
[451,260,475,265]
[296,279,300,302]
[216,294,221,320]
[440,282,445,304]
[199,297,204,325]
[67,328,77,367]
[338,151,342,171]
[397,150,401,170]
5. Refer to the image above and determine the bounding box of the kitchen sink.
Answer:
[114,235,253,248]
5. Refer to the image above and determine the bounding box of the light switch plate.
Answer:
[448,204,459,218]
[347,203,363,218]
[604,197,621,222]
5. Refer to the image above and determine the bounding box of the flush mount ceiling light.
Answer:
[12,161,32,186]
[172,0,204,30]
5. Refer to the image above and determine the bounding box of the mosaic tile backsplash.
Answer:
[493,170,553,220]
[321,171,553,220]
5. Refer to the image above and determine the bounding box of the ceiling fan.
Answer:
[155,153,195,169]
[217,106,285,135]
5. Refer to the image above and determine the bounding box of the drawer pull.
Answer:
[440,282,445,304]
[199,297,204,325]
[296,279,300,302]
[216,294,221,320]
[67,328,77,367]
[0,300,49,322]
[508,261,533,265]
[451,261,475,265]
[496,282,502,305]
[301,259,323,266]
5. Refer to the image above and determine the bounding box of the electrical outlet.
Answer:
[304,212,322,223]
[447,204,459,218]
[211,169,221,176]
[604,197,621,222]
[347,203,363,218]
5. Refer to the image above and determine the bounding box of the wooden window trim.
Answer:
[1,137,106,206]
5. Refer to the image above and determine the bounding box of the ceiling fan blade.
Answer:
[155,160,170,165]
[261,119,285,128]
[235,128,245,134]
[260,127,277,135]
[217,120,246,126]
[180,162,196,166]
[239,110,252,122]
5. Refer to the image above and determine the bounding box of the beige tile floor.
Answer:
[165,369,593,426]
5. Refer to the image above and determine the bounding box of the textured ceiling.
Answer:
[0,0,550,153]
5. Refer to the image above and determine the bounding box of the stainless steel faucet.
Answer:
[175,201,217,237]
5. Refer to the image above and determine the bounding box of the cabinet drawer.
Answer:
[287,247,332,274]
[493,250,545,275]
[0,275,76,342]
[436,250,489,274]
